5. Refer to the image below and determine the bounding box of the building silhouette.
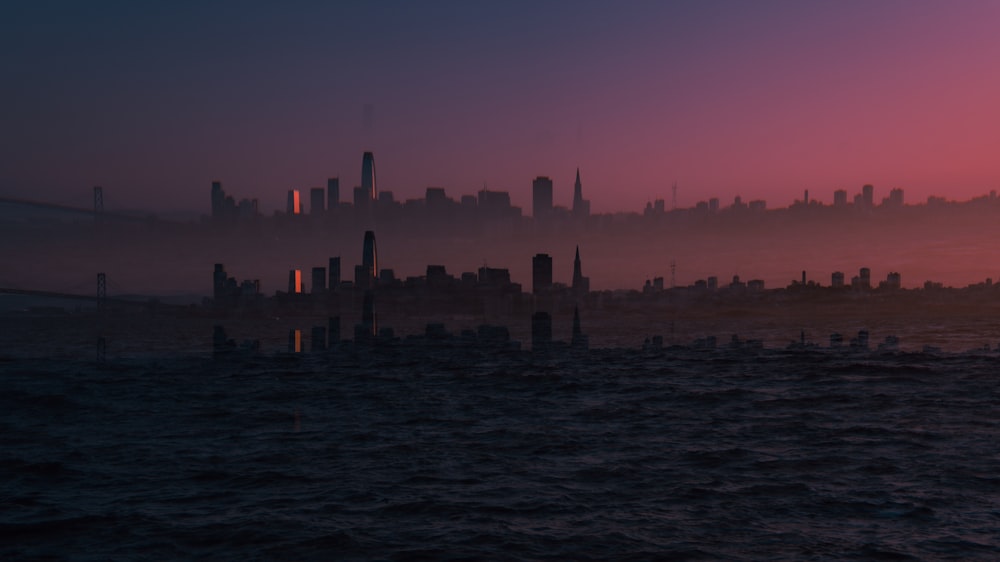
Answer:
[532,176,553,220]
[532,253,553,295]
[355,230,378,290]
[328,257,341,291]
[834,189,848,207]
[211,181,224,219]
[288,269,302,293]
[362,151,376,201]
[572,245,590,297]
[572,168,590,219]
[287,190,301,215]
[327,177,340,210]
[862,184,874,209]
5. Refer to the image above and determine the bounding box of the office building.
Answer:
[329,257,341,290]
[211,181,224,219]
[532,253,553,294]
[288,269,302,294]
[327,177,340,210]
[355,231,378,290]
[834,189,847,207]
[362,151,376,201]
[532,176,553,220]
[862,184,874,208]
[286,190,301,214]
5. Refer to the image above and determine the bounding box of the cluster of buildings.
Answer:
[209,150,1000,230]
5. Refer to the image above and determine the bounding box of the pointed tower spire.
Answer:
[572,168,589,218]
[572,245,589,297]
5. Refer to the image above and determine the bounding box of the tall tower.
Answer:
[532,176,553,220]
[572,168,589,219]
[355,230,378,290]
[362,152,376,201]
[572,245,589,296]
[532,253,553,295]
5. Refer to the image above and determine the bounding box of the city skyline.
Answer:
[3,2,1000,213]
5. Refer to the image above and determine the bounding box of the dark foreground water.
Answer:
[2,349,998,560]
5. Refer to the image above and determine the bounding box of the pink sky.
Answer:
[2,2,999,214]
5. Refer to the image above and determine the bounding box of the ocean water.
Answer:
[1,349,998,560]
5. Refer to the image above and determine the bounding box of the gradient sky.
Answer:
[3,1,1000,214]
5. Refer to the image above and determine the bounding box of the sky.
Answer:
[2,1,1000,214]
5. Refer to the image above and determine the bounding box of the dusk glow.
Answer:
[4,5,1000,559]
[3,2,999,213]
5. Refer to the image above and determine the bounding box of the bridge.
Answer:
[0,187,165,222]
[0,273,187,311]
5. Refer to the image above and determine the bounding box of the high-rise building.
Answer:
[311,267,326,294]
[834,189,848,207]
[328,257,341,291]
[355,231,378,290]
[532,176,553,220]
[286,190,301,214]
[288,269,302,293]
[327,177,340,210]
[572,245,590,297]
[885,188,904,207]
[532,253,553,295]
[862,184,874,208]
[362,151,376,201]
[310,187,325,215]
[572,168,590,219]
[211,181,224,219]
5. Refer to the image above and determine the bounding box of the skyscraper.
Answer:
[288,269,302,293]
[532,253,552,295]
[355,230,378,290]
[286,190,301,214]
[327,177,340,210]
[328,257,341,291]
[362,151,376,201]
[532,176,553,220]
[572,168,590,219]
[572,245,590,297]
[211,181,224,219]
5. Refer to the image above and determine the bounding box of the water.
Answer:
[1,350,998,560]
